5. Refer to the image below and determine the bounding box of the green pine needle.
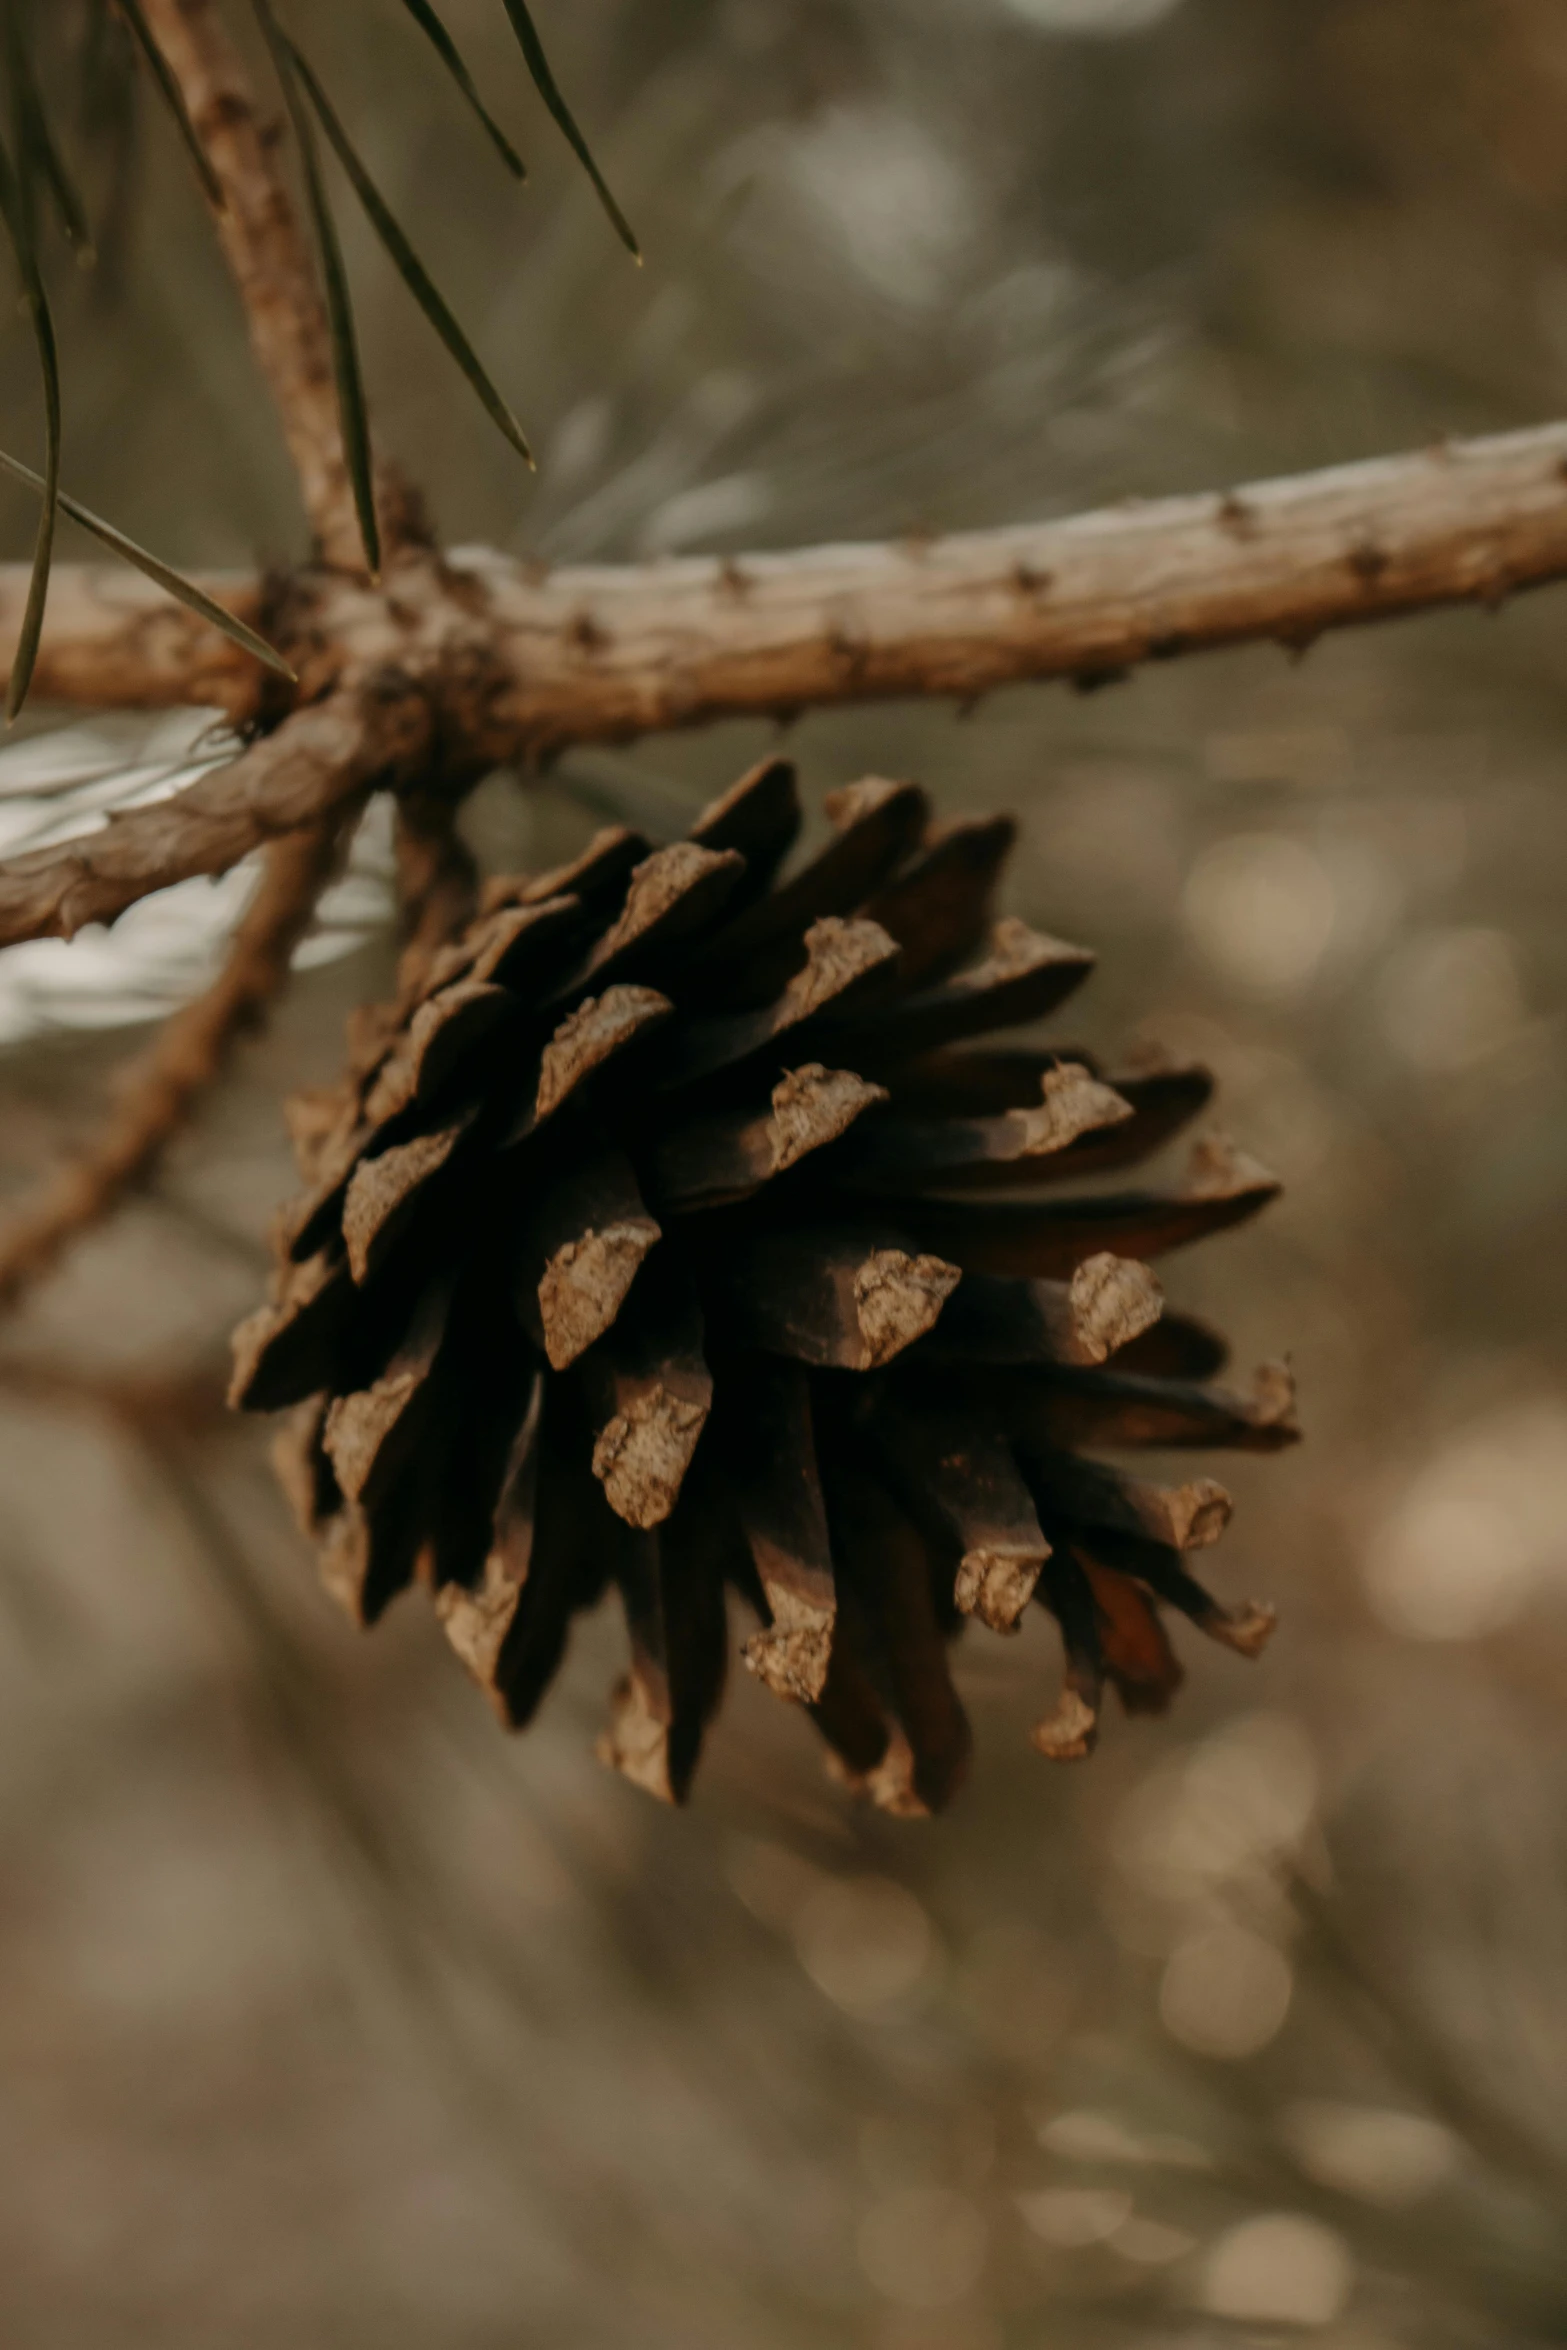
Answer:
[0,121,61,723]
[115,0,225,210]
[0,446,297,682]
[252,0,381,579]
[393,0,527,180]
[284,33,533,468]
[497,0,640,260]
[12,31,92,255]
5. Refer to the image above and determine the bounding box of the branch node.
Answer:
[1348,536,1390,584]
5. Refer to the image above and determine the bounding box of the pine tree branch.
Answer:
[0,814,355,1311]
[0,562,266,710]
[0,690,415,947]
[138,0,429,573]
[6,417,1567,733]
[0,414,1563,956]
[465,419,1567,747]
[139,0,365,570]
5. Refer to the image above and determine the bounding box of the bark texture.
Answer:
[7,416,1567,732]
[139,0,366,570]
[0,695,417,947]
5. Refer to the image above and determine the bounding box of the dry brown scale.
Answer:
[230,761,1296,1814]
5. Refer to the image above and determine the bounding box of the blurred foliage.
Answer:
[0,3,1562,2346]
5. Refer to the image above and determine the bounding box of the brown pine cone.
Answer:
[231,762,1294,1813]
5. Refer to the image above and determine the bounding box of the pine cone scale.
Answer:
[861,812,1018,984]
[691,775,928,1002]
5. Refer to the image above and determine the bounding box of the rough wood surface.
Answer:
[0,418,1564,734]
[0,565,267,710]
[51,412,1560,723]
[0,694,402,948]
[463,421,1567,739]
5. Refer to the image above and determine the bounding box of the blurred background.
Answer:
[0,1,1564,2342]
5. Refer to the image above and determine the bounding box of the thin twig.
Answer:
[0,560,270,713]
[0,690,409,947]
[138,0,369,570]
[391,787,480,994]
[0,813,354,1309]
[464,419,1567,748]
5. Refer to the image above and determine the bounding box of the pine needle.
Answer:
[285,34,532,468]
[0,446,297,680]
[252,0,382,578]
[393,0,527,180]
[497,0,640,259]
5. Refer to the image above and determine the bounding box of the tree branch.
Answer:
[0,562,264,712]
[10,418,1567,736]
[465,419,1567,750]
[140,0,364,568]
[0,413,1562,956]
[137,0,431,573]
[0,691,415,948]
[0,815,354,1310]
[391,787,481,993]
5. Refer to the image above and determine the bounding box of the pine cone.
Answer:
[231,763,1295,1813]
